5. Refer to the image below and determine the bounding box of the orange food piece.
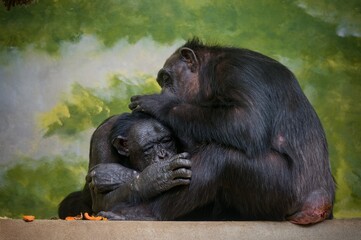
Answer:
[65,216,76,221]
[65,213,83,221]
[84,212,104,221]
[64,212,107,221]
[23,215,35,222]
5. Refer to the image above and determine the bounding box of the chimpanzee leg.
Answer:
[148,146,296,221]
[98,203,156,220]
[58,184,93,219]
[286,189,333,225]
[221,151,296,221]
[220,150,333,223]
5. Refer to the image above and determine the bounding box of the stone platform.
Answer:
[1,219,361,240]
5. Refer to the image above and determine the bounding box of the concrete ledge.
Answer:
[1,219,361,240]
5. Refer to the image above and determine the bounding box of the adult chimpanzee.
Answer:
[128,38,335,224]
[58,112,191,219]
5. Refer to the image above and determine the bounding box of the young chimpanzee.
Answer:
[128,38,335,224]
[58,112,191,219]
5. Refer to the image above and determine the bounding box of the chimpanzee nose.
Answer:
[159,149,167,159]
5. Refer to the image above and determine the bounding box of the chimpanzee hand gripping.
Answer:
[128,39,335,224]
[58,112,191,219]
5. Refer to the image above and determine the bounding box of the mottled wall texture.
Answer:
[0,0,360,219]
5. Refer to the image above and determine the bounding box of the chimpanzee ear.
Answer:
[112,136,129,157]
[179,47,198,72]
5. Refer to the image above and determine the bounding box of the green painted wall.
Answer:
[0,0,360,219]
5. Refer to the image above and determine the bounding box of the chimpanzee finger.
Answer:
[86,169,97,182]
[172,168,192,179]
[128,101,138,110]
[130,95,141,102]
[177,152,190,159]
[168,158,192,170]
[85,173,92,183]
[170,179,191,187]
[168,152,190,162]
[131,105,143,112]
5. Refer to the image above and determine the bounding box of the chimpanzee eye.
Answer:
[161,137,172,143]
[161,137,174,148]
[143,145,153,155]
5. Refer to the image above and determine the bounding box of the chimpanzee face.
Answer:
[156,48,200,101]
[127,119,177,171]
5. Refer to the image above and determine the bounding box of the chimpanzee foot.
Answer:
[97,211,126,220]
[287,190,333,225]
[97,210,157,221]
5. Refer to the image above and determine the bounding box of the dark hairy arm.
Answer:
[129,93,268,156]
[87,153,191,212]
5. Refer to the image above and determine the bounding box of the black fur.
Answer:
[58,112,190,219]
[130,39,335,224]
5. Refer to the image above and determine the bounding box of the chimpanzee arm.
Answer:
[87,163,138,193]
[87,163,137,213]
[88,153,191,213]
[129,93,268,156]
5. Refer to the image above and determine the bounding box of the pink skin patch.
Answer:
[287,190,332,225]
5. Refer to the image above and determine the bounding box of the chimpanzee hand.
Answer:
[131,152,192,200]
[87,163,138,193]
[128,93,179,117]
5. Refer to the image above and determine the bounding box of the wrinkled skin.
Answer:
[128,39,335,224]
[126,119,178,171]
[88,153,191,218]
[58,113,191,219]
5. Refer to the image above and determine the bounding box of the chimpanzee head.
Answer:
[112,118,177,171]
[156,39,206,101]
